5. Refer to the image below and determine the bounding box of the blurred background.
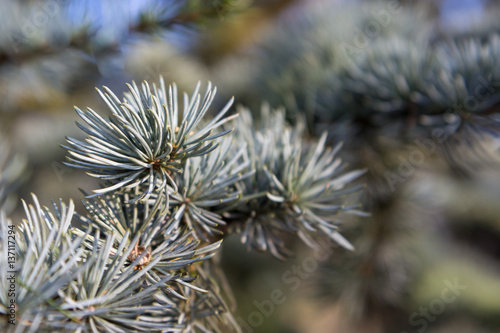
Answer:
[2,0,500,332]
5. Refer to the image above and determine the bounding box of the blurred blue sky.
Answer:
[64,0,186,46]
[61,0,490,44]
[441,0,485,30]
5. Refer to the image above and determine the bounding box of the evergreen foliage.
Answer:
[217,1,500,330]
[224,106,366,259]
[0,78,363,332]
[2,1,500,332]
[248,1,500,141]
[63,79,235,201]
